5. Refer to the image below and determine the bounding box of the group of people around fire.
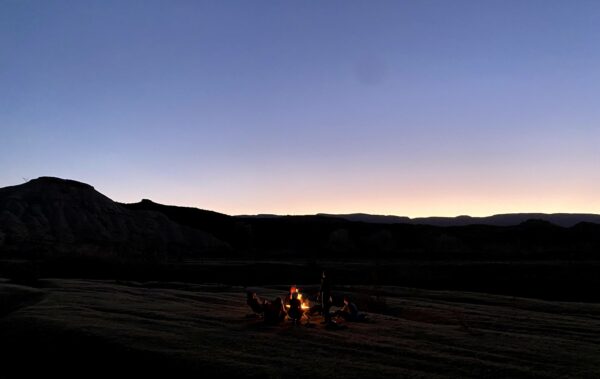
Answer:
[246,270,366,327]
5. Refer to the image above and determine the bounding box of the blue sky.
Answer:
[2,0,599,216]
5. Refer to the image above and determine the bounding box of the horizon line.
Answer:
[6,177,600,220]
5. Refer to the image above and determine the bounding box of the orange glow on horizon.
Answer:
[96,168,600,218]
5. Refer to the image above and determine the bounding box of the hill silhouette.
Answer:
[1,177,600,262]
[120,199,249,248]
[0,177,228,259]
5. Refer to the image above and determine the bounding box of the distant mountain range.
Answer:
[313,213,600,228]
[2,177,600,261]
[239,212,600,228]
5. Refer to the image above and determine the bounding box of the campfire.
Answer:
[286,285,310,310]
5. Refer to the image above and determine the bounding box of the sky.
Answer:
[1,0,600,217]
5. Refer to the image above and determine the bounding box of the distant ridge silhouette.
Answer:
[2,177,600,261]
[281,213,600,228]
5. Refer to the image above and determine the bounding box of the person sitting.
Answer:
[287,292,305,326]
[246,291,265,317]
[333,295,365,322]
[264,296,286,325]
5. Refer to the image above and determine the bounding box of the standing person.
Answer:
[319,270,332,324]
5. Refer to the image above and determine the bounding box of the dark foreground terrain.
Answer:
[1,277,599,378]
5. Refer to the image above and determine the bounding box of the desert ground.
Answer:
[2,276,599,378]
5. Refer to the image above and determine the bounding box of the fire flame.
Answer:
[286,286,310,310]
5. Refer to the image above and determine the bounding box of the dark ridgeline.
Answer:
[317,212,600,227]
[1,177,600,300]
[121,198,250,249]
[0,177,228,259]
[3,178,600,262]
[231,216,600,260]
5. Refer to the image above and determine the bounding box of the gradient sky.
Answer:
[2,1,600,217]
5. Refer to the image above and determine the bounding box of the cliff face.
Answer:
[0,177,228,259]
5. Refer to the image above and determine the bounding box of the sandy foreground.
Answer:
[1,278,599,378]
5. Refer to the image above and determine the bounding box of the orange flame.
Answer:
[287,286,310,310]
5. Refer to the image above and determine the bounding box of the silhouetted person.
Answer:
[334,296,365,322]
[319,270,332,323]
[246,291,265,316]
[264,296,286,325]
[286,285,297,308]
[287,292,304,326]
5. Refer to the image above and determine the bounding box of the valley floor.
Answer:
[1,278,599,378]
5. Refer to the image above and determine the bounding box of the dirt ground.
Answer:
[1,278,599,378]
